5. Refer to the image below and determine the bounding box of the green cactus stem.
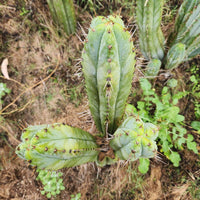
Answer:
[82,16,136,135]
[165,43,186,70]
[47,0,76,35]
[145,59,162,77]
[136,0,165,60]
[16,124,99,170]
[110,116,158,161]
[170,0,200,59]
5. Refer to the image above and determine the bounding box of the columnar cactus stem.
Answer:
[16,124,99,170]
[47,0,76,35]
[136,0,165,60]
[82,16,136,135]
[165,43,186,70]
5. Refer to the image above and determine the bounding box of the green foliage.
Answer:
[191,121,200,132]
[47,0,76,35]
[82,15,135,135]
[136,78,198,167]
[20,7,29,16]
[138,158,150,174]
[36,169,65,198]
[0,83,10,104]
[70,193,81,200]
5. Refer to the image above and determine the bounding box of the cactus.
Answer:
[145,59,162,77]
[165,43,186,70]
[136,0,165,60]
[82,16,136,135]
[47,0,76,35]
[110,116,158,161]
[16,124,99,170]
[170,0,200,59]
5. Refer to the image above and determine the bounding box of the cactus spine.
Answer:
[16,124,99,170]
[170,0,200,59]
[82,16,136,135]
[165,43,186,70]
[47,0,76,35]
[136,0,165,60]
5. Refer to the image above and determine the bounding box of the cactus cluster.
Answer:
[136,0,165,60]
[171,0,200,59]
[16,16,158,172]
[47,0,76,35]
[82,15,136,135]
[16,124,99,170]
[136,0,200,74]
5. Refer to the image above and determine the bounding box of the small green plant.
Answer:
[70,193,81,200]
[36,169,65,198]
[20,7,29,16]
[0,83,10,109]
[134,78,198,167]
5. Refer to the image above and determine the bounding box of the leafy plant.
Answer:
[47,0,76,35]
[0,83,10,108]
[70,193,81,200]
[134,78,198,167]
[36,169,65,198]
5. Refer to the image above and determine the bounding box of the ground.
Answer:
[0,0,199,200]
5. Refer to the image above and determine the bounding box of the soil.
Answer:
[0,0,199,200]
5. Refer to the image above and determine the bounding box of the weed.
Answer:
[135,78,198,167]
[20,7,29,16]
[0,83,10,109]
[36,169,65,198]
[70,193,81,200]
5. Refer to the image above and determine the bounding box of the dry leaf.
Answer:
[1,58,10,79]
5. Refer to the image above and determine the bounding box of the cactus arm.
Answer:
[174,0,200,34]
[187,36,200,58]
[62,0,76,34]
[145,59,161,77]
[47,0,76,35]
[136,0,165,60]
[110,117,158,161]
[169,1,200,59]
[16,124,99,170]
[165,43,186,70]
